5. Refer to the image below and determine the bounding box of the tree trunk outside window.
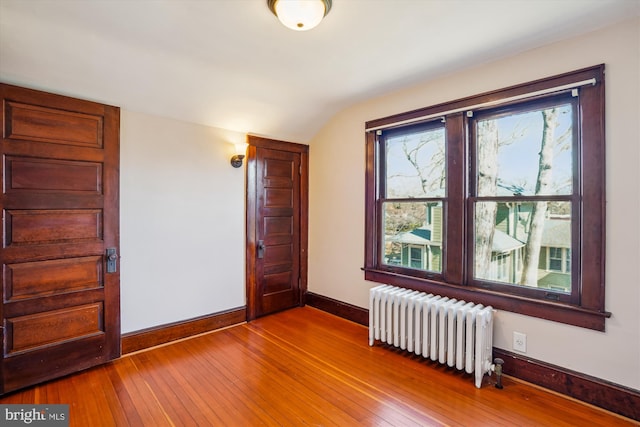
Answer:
[475,120,499,277]
[520,108,558,286]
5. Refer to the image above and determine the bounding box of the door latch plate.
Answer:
[106,248,118,273]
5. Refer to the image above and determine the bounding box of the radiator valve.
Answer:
[493,358,505,389]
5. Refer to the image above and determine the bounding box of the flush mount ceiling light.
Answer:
[267,0,332,31]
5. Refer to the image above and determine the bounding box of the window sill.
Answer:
[363,268,610,331]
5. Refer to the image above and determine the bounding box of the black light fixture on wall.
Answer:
[267,0,332,31]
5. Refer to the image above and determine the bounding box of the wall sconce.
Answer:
[267,0,332,31]
[230,142,248,168]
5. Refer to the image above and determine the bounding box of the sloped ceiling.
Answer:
[1,0,638,143]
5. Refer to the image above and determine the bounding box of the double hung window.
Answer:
[364,66,608,330]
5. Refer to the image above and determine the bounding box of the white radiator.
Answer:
[368,284,498,388]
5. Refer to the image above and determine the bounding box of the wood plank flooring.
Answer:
[1,307,637,426]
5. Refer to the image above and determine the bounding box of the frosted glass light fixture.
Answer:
[231,142,248,168]
[267,0,332,31]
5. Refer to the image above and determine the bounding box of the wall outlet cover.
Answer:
[513,331,527,353]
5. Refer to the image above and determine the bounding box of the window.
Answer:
[364,65,608,330]
[381,123,445,274]
[549,247,564,271]
[491,253,510,282]
[548,247,571,273]
[409,246,423,269]
[469,95,577,300]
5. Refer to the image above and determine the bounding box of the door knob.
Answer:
[257,240,265,259]
[106,248,118,273]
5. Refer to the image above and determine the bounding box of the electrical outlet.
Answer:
[513,331,527,353]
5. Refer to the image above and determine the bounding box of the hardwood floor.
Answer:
[1,306,637,426]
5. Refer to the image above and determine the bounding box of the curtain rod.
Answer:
[365,78,596,133]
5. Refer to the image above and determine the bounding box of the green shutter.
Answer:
[432,206,442,243]
[402,244,409,267]
[539,246,547,270]
[432,247,441,272]
[496,204,509,233]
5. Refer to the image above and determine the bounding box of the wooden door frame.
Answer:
[245,135,308,321]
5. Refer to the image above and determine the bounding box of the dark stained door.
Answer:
[246,136,308,320]
[0,84,120,394]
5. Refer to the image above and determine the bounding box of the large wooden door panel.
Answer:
[6,256,102,300]
[6,157,102,193]
[246,136,308,320]
[5,100,104,148]
[1,83,120,394]
[258,149,300,315]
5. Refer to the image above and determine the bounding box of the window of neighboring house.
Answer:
[364,65,608,330]
[492,253,509,282]
[409,245,423,269]
[546,246,571,275]
[549,247,563,271]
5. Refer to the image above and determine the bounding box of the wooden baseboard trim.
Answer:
[493,348,640,421]
[306,292,640,421]
[121,307,246,355]
[305,292,368,326]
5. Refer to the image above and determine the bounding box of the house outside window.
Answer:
[364,65,608,330]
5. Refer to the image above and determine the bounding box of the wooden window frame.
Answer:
[364,65,609,331]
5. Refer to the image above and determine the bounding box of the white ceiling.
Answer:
[1,0,638,143]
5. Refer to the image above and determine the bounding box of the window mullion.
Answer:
[444,113,466,285]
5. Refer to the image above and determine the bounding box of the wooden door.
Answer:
[246,136,308,320]
[0,84,120,394]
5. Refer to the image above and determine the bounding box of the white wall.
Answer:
[120,111,246,333]
[308,18,640,390]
